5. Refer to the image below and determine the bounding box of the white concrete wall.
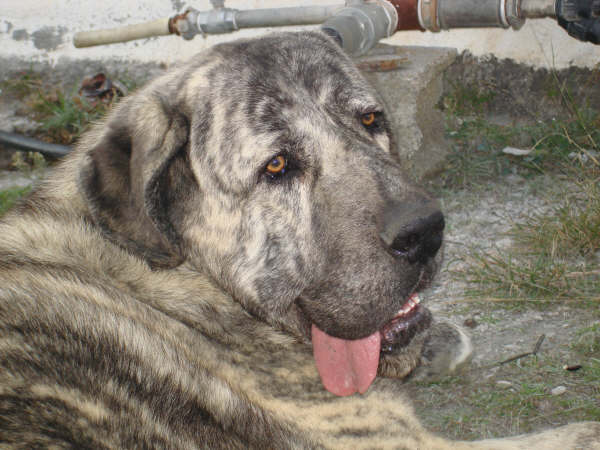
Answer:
[1,0,598,69]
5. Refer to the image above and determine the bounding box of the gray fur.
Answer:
[0,31,598,449]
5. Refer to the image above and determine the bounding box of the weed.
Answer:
[437,76,600,191]
[441,75,600,304]
[511,175,600,259]
[455,250,600,304]
[0,186,31,216]
[442,83,496,117]
[571,324,600,357]
[451,163,600,304]
[409,355,600,440]
[1,71,139,145]
[0,69,41,99]
[30,88,110,144]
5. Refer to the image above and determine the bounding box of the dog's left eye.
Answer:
[362,112,376,126]
[360,111,382,131]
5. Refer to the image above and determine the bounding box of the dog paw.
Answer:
[410,320,473,381]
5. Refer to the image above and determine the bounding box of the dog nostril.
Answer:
[394,233,418,254]
[389,211,444,264]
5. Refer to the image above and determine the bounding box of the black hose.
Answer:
[0,130,71,159]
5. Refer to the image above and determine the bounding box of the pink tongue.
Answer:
[311,324,381,396]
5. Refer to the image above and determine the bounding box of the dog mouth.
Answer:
[380,293,431,352]
[310,292,430,397]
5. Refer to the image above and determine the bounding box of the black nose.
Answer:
[380,202,445,264]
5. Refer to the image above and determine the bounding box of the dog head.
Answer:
[79,31,443,396]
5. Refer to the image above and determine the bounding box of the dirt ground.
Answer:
[0,54,598,442]
[406,173,600,440]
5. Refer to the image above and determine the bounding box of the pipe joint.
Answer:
[505,0,527,29]
[321,1,398,56]
[190,8,239,37]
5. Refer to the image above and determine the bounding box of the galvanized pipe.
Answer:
[418,0,523,30]
[437,0,520,29]
[521,0,556,18]
[415,0,557,31]
[73,0,567,50]
[320,1,398,55]
[235,5,345,28]
[181,4,346,38]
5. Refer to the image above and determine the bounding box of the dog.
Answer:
[0,31,598,449]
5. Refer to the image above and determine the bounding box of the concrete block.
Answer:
[355,45,457,180]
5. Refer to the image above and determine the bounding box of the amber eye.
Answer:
[361,112,376,127]
[266,155,286,175]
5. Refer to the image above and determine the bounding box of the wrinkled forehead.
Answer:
[183,32,383,189]
[209,32,380,115]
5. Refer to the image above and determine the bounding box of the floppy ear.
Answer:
[79,91,195,269]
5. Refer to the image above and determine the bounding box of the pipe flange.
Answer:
[505,0,525,30]
[376,0,399,37]
[419,0,440,32]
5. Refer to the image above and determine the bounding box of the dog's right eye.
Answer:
[265,155,287,179]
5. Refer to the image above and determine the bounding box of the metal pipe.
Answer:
[235,5,345,28]
[419,0,528,30]
[387,0,424,30]
[73,0,582,51]
[0,131,71,159]
[320,1,398,55]
[181,4,346,38]
[438,0,516,29]
[521,0,556,18]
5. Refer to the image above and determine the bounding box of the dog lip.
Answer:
[379,293,430,353]
[297,290,428,345]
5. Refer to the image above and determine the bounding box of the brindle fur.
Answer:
[0,32,598,449]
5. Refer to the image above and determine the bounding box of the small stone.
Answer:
[463,317,478,328]
[551,386,567,396]
[568,150,599,165]
[503,146,532,156]
[496,380,512,389]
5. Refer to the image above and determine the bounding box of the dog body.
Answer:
[0,32,598,448]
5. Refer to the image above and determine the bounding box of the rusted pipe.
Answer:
[386,0,424,30]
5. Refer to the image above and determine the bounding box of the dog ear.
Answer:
[79,92,194,269]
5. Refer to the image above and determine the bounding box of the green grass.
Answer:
[437,78,600,191]
[571,324,600,357]
[410,73,600,441]
[511,175,600,259]
[0,186,31,216]
[1,71,140,145]
[439,78,600,305]
[32,88,108,144]
[0,69,42,99]
[455,251,600,305]
[410,354,600,440]
[450,178,600,305]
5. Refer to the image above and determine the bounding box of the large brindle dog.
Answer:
[0,32,598,448]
